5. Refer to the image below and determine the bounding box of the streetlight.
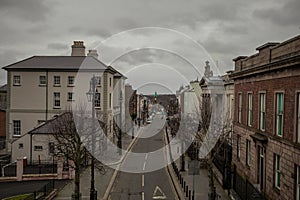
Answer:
[86,75,98,200]
[118,90,123,155]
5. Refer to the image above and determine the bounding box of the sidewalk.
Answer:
[55,126,141,200]
[167,131,230,200]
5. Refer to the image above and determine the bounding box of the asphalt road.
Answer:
[109,114,177,200]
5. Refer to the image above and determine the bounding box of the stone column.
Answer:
[16,158,23,181]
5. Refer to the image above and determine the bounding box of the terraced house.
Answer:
[2,41,125,162]
[231,35,300,200]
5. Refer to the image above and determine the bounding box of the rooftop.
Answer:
[2,56,108,71]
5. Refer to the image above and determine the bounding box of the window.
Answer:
[109,77,112,87]
[246,139,251,166]
[34,145,43,151]
[109,93,112,108]
[13,120,21,136]
[247,93,253,126]
[297,93,300,143]
[18,143,23,149]
[276,93,284,137]
[68,76,74,86]
[238,93,242,123]
[237,135,241,159]
[296,165,300,200]
[49,142,55,154]
[13,75,21,86]
[39,75,46,85]
[54,92,60,107]
[96,76,101,85]
[260,93,266,131]
[95,92,101,107]
[274,154,281,189]
[54,76,60,86]
[67,92,74,101]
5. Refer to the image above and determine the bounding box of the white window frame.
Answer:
[54,76,61,86]
[96,76,101,86]
[247,93,253,126]
[67,92,74,101]
[13,75,21,86]
[275,154,281,189]
[246,139,251,166]
[95,92,101,108]
[54,92,60,108]
[68,76,74,86]
[39,75,46,86]
[34,145,43,151]
[237,135,241,159]
[259,93,266,131]
[238,93,242,123]
[297,93,300,143]
[13,120,21,136]
[296,165,300,200]
[276,93,284,137]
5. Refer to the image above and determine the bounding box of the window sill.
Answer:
[39,84,47,87]
[273,186,280,194]
[53,85,61,87]
[53,107,61,109]
[13,84,21,86]
[67,99,75,102]
[13,135,21,138]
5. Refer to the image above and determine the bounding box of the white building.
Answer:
[3,41,125,154]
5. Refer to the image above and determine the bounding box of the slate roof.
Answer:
[2,56,108,71]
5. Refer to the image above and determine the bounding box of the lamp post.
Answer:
[118,90,123,155]
[86,75,98,200]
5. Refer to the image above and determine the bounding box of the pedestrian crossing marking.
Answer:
[152,185,166,199]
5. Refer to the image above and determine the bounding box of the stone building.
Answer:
[231,35,300,200]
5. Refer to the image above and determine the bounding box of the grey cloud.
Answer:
[0,0,52,22]
[253,0,300,26]
[114,18,140,30]
[47,43,69,50]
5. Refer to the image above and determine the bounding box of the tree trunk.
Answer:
[73,165,81,200]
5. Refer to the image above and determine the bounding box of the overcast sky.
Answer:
[0,0,299,93]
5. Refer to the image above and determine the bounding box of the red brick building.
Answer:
[231,35,300,200]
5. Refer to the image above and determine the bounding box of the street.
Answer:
[109,114,178,200]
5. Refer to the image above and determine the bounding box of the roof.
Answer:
[0,84,7,92]
[106,66,127,79]
[2,56,108,71]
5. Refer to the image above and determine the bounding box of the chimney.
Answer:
[87,49,99,59]
[71,41,85,56]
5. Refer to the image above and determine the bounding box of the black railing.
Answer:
[233,171,265,200]
[24,180,55,200]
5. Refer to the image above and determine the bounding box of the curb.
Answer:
[102,126,143,200]
[164,130,186,200]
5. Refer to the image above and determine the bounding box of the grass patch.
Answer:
[3,193,33,200]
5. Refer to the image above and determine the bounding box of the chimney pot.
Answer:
[71,41,85,56]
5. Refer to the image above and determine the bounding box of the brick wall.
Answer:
[0,110,5,137]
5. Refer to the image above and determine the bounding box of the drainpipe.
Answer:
[46,70,49,121]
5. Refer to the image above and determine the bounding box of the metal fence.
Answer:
[24,180,55,200]
[232,170,265,200]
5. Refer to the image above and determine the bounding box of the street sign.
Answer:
[152,186,166,199]
[188,160,200,175]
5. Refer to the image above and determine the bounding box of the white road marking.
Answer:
[142,191,145,200]
[145,153,148,161]
[142,174,145,187]
[152,185,167,199]
[143,161,146,171]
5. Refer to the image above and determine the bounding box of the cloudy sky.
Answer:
[0,0,299,93]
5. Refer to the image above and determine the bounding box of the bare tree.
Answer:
[50,106,107,200]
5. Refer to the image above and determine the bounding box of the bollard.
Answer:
[186,186,188,197]
[192,190,195,200]
[183,181,186,191]
[189,190,191,200]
